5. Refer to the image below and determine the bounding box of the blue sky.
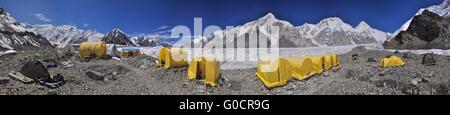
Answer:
[0,0,445,35]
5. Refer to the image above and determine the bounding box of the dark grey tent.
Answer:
[20,61,50,80]
[422,53,437,66]
[62,45,76,56]
[352,54,358,60]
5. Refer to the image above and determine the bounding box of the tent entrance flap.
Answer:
[255,58,290,88]
[187,57,221,87]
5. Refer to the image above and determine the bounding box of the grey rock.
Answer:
[85,70,105,81]
[139,65,148,69]
[0,77,10,84]
[47,89,59,95]
[402,85,420,95]
[411,78,421,86]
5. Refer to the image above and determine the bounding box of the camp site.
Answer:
[1,41,450,95]
[2,0,450,96]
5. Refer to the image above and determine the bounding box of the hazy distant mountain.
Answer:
[131,35,172,47]
[28,24,104,45]
[0,8,51,51]
[28,25,170,47]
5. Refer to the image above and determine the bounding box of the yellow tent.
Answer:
[187,57,221,86]
[120,48,141,58]
[380,55,405,67]
[286,57,316,80]
[255,57,291,88]
[79,42,107,58]
[303,56,324,74]
[157,48,189,68]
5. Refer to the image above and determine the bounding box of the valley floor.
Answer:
[1,47,450,95]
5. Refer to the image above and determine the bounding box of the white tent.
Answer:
[106,44,117,56]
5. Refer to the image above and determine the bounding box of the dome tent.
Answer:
[380,55,405,67]
[20,61,50,80]
[422,53,437,66]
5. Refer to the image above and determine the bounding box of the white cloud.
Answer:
[156,25,170,30]
[150,25,172,35]
[32,13,52,22]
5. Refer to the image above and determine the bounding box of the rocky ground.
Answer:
[1,47,450,95]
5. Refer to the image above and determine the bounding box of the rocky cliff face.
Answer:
[0,8,51,51]
[101,28,137,46]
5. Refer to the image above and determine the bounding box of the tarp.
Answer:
[286,57,316,80]
[255,57,291,88]
[380,55,405,67]
[187,57,221,86]
[157,48,188,68]
[79,42,107,58]
[20,61,50,80]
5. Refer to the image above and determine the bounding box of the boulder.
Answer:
[86,70,105,81]
[0,77,10,84]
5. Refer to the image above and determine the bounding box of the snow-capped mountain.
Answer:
[101,28,138,46]
[0,8,51,51]
[297,18,388,46]
[27,24,104,45]
[203,13,388,48]
[28,24,171,47]
[392,0,450,39]
[131,35,171,47]
[203,13,313,48]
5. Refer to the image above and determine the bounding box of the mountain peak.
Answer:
[262,13,275,19]
[317,17,348,29]
[356,21,371,30]
[112,28,124,33]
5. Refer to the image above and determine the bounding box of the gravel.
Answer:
[1,47,450,95]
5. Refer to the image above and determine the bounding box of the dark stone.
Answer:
[374,79,398,88]
[401,84,420,95]
[367,57,377,62]
[0,77,10,84]
[86,70,105,81]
